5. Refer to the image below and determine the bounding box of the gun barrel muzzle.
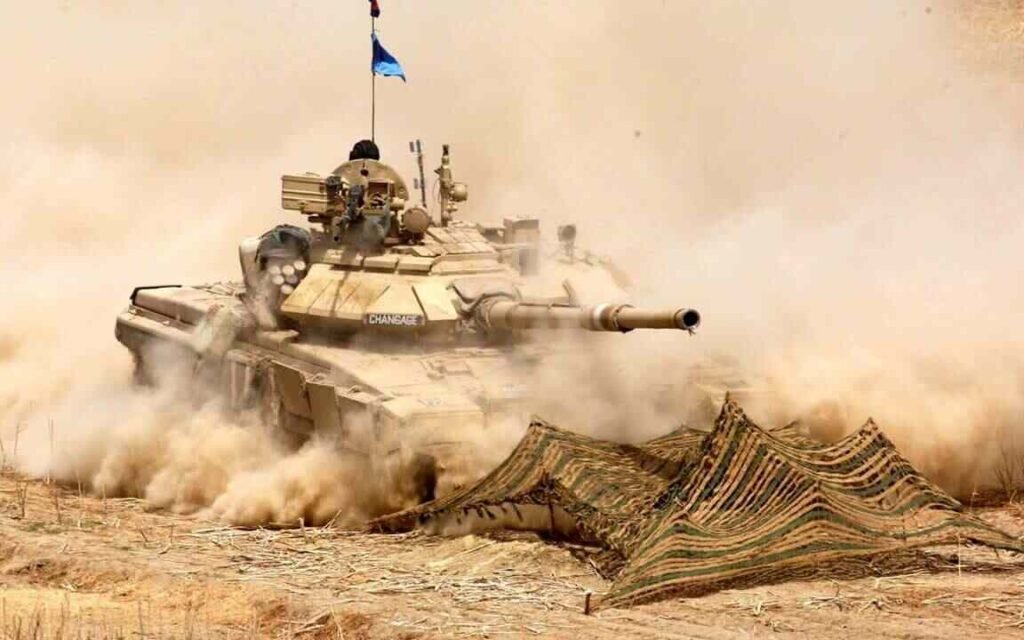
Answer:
[605,305,701,332]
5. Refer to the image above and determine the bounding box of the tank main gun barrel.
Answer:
[476,299,700,333]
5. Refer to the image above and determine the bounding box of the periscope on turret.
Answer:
[114,140,701,504]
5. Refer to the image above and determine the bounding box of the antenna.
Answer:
[410,139,427,207]
[437,144,452,227]
[371,15,377,142]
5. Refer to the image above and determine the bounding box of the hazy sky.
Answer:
[2,1,1023,493]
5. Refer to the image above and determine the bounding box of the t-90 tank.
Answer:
[114,140,700,507]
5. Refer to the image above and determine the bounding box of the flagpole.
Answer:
[371,15,376,142]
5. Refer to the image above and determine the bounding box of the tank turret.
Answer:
[263,145,701,341]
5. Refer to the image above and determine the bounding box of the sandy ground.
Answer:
[0,474,1022,639]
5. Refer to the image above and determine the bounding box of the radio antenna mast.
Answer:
[410,139,427,207]
[370,13,377,141]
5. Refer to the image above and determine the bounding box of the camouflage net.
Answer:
[371,400,1022,610]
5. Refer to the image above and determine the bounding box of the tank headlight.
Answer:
[450,182,469,202]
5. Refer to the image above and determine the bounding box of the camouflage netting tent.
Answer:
[370,401,1022,610]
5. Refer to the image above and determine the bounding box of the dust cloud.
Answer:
[0,0,1022,524]
[521,1,1024,495]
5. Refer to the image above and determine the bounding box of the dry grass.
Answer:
[0,469,1022,639]
[0,471,599,638]
[0,599,261,640]
[922,589,1024,629]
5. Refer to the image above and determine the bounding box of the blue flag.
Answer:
[371,32,406,81]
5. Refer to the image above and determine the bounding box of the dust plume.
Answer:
[0,0,1022,524]
[518,1,1024,496]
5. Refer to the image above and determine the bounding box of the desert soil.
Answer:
[0,474,1022,639]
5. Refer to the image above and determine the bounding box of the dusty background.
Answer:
[1,1,1024,638]
[1,0,1023,518]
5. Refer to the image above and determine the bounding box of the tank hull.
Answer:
[115,283,536,498]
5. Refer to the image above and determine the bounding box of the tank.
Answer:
[114,141,700,505]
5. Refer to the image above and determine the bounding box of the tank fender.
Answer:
[272,361,313,419]
[306,380,341,433]
[273,365,379,447]
[335,387,378,450]
[223,350,262,411]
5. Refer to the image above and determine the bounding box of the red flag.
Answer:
[369,0,380,18]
